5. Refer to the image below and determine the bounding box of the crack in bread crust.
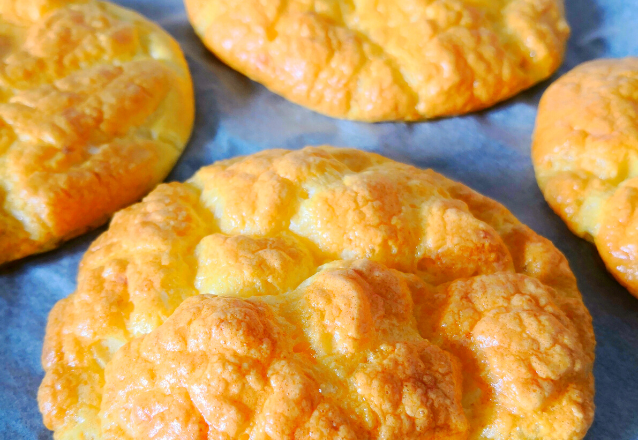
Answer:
[39,147,594,440]
[0,0,194,264]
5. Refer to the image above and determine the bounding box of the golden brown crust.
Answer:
[532,57,638,297]
[184,0,569,121]
[39,147,594,439]
[0,0,194,264]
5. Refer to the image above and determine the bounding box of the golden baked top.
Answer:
[0,0,194,264]
[185,0,569,121]
[39,147,595,440]
[532,57,638,296]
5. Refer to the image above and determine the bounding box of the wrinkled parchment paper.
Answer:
[2,0,638,438]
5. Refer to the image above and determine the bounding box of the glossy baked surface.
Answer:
[532,57,638,297]
[39,147,595,439]
[184,0,569,121]
[0,0,194,264]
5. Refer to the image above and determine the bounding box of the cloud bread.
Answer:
[184,0,569,122]
[0,0,194,264]
[532,58,638,297]
[39,147,595,440]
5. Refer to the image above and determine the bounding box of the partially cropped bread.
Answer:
[39,147,595,440]
[0,0,194,264]
[185,0,570,121]
[532,58,638,297]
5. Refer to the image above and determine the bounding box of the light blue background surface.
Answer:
[1,0,638,438]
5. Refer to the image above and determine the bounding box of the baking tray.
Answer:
[1,0,637,438]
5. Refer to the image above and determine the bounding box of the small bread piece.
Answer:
[532,58,638,297]
[184,0,569,121]
[0,0,194,264]
[39,147,594,439]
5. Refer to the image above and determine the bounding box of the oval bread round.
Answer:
[184,0,570,121]
[0,0,195,264]
[39,147,595,440]
[532,57,638,297]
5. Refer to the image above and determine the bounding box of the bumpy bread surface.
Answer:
[184,0,569,122]
[39,147,595,440]
[0,0,194,264]
[532,58,638,297]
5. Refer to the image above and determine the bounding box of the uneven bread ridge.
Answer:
[99,264,470,440]
[532,57,638,296]
[0,0,194,264]
[39,147,594,440]
[184,0,569,121]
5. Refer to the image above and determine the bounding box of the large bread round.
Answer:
[185,0,570,121]
[0,0,194,264]
[39,146,595,440]
[532,58,638,297]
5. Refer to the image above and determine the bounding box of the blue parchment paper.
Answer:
[2,0,638,438]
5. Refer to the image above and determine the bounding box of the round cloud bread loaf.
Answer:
[184,0,569,122]
[0,0,194,264]
[39,147,595,440]
[532,58,638,297]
